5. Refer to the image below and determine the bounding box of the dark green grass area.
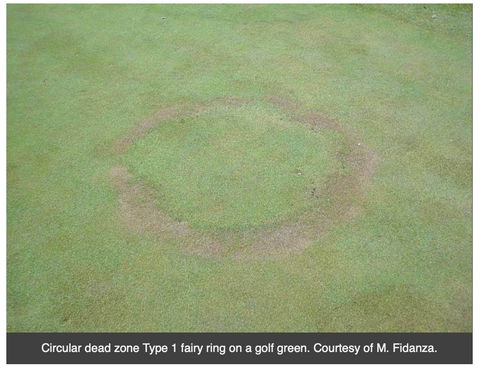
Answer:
[7,4,472,332]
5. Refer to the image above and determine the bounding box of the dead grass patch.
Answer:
[110,96,379,259]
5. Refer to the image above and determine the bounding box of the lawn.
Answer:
[7,4,472,332]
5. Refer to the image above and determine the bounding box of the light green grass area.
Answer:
[124,102,342,231]
[7,4,472,332]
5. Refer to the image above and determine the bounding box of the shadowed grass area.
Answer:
[7,4,471,332]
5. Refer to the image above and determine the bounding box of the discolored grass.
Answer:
[123,100,342,232]
[112,96,378,259]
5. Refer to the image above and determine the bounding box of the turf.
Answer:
[124,102,342,231]
[7,4,472,332]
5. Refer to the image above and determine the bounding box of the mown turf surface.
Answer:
[124,101,342,231]
[7,4,472,332]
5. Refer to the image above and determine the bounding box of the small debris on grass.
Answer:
[161,17,167,20]
[432,14,437,19]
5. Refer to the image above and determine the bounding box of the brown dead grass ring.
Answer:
[111,96,379,260]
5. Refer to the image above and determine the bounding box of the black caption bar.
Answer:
[7,333,472,364]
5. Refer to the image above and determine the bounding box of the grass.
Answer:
[7,4,472,332]
[124,102,342,231]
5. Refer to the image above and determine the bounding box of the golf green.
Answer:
[123,101,342,231]
[7,4,472,332]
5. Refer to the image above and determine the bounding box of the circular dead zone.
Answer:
[123,102,343,231]
[111,96,378,259]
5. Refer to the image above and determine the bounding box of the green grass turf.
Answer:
[123,102,342,231]
[7,4,472,332]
